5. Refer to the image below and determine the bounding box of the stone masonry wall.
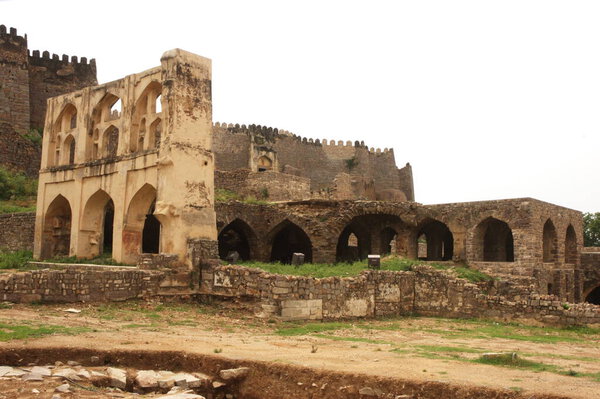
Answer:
[216,169,311,201]
[212,123,414,201]
[200,263,600,326]
[0,268,166,303]
[0,212,35,251]
[0,122,41,176]
[0,25,96,176]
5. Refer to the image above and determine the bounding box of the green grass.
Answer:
[474,353,561,373]
[215,188,269,205]
[237,257,493,282]
[0,200,35,214]
[0,321,90,341]
[0,249,34,270]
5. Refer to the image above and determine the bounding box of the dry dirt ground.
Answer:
[0,299,599,398]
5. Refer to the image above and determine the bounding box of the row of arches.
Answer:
[217,215,579,265]
[40,184,161,261]
[47,82,163,167]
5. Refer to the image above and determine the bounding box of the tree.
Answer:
[583,212,600,247]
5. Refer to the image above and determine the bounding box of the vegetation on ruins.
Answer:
[0,249,34,270]
[583,212,600,247]
[237,256,493,283]
[23,128,43,145]
[0,166,37,214]
[215,188,269,205]
[344,156,359,171]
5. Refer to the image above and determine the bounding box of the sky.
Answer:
[3,0,600,212]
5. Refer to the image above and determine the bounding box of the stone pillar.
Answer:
[154,49,217,268]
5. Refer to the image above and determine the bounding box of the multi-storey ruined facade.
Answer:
[34,49,216,266]
[0,25,97,176]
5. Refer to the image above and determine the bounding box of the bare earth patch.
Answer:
[0,300,598,399]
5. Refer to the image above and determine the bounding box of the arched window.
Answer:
[148,118,162,150]
[131,82,162,153]
[543,219,558,262]
[62,135,75,165]
[473,217,514,262]
[88,93,121,160]
[565,225,577,264]
[102,125,119,158]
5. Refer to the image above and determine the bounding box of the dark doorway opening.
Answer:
[102,200,114,255]
[142,201,160,254]
[585,286,600,305]
[218,219,254,261]
[270,222,312,263]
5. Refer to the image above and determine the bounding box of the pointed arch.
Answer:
[268,220,312,263]
[53,103,77,133]
[585,286,600,305]
[41,195,72,259]
[78,190,114,258]
[148,118,162,150]
[543,219,558,262]
[565,224,577,264]
[218,218,258,261]
[123,184,159,263]
[102,125,119,158]
[416,219,454,261]
[62,134,76,165]
[131,81,162,153]
[257,156,273,172]
[473,217,514,262]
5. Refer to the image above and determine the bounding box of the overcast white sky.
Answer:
[3,0,600,212]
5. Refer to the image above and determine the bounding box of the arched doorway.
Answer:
[41,195,72,259]
[123,184,159,263]
[79,190,114,258]
[142,201,160,254]
[269,221,312,263]
[585,286,600,305]
[543,219,558,262]
[380,227,398,255]
[473,217,514,262]
[416,219,454,261]
[336,226,370,262]
[218,219,256,261]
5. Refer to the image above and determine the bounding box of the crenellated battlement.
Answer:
[28,49,96,68]
[0,24,27,45]
[213,121,393,155]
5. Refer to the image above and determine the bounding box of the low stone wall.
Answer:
[0,268,167,303]
[0,212,35,251]
[200,263,600,326]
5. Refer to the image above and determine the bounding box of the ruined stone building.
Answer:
[0,25,97,175]
[21,39,599,306]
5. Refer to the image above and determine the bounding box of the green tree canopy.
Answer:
[583,212,600,247]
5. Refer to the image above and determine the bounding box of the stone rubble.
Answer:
[0,362,247,397]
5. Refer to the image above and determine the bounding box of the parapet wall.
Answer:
[0,212,35,251]
[200,263,600,326]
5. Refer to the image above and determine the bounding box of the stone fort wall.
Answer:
[0,25,97,176]
[212,123,414,202]
[0,212,35,251]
